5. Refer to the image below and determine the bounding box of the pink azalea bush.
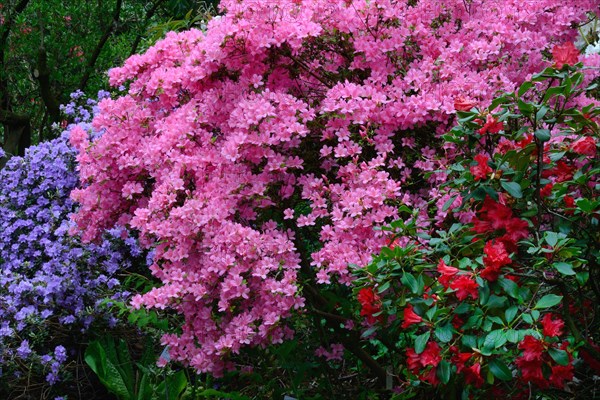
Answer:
[70,0,600,377]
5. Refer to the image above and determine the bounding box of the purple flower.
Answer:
[16,340,31,359]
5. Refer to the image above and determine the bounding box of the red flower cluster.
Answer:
[551,42,579,70]
[481,240,512,281]
[470,153,493,181]
[451,349,484,387]
[437,259,479,300]
[515,336,573,389]
[472,197,529,251]
[542,160,574,182]
[477,114,504,135]
[570,136,596,157]
[406,342,442,384]
[540,313,564,337]
[357,287,383,324]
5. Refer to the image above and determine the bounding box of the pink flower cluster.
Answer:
[71,0,599,375]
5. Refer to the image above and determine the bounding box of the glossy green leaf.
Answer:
[488,359,512,381]
[534,294,563,309]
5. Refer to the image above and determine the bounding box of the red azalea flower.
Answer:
[451,314,465,330]
[357,288,382,324]
[571,136,596,157]
[437,259,458,287]
[452,351,473,373]
[542,160,574,182]
[470,153,492,181]
[518,336,545,361]
[401,304,423,329]
[450,275,479,300]
[515,358,547,388]
[478,114,504,135]
[481,240,511,281]
[406,348,422,373]
[421,341,442,367]
[454,96,477,111]
[551,42,579,70]
[421,367,440,385]
[549,364,574,388]
[464,363,484,387]
[541,313,564,337]
[540,183,553,197]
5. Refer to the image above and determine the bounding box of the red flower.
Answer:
[549,364,574,388]
[541,313,564,337]
[571,136,596,157]
[464,363,484,387]
[401,304,423,329]
[406,348,422,373]
[551,42,579,70]
[450,275,479,300]
[421,341,442,367]
[518,335,545,361]
[540,183,553,197]
[542,160,574,182]
[357,288,382,324]
[481,240,511,281]
[470,153,492,181]
[437,259,458,288]
[478,114,504,135]
[472,197,513,234]
[499,218,529,249]
[515,358,547,388]
[454,96,477,111]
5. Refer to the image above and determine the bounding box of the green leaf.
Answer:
[488,359,512,381]
[498,278,519,299]
[414,331,431,354]
[553,262,575,276]
[534,129,551,142]
[576,198,595,213]
[500,181,522,199]
[401,273,421,294]
[484,329,507,349]
[442,195,458,212]
[378,281,391,293]
[506,329,520,343]
[534,294,563,309]
[154,370,188,400]
[548,348,569,366]
[518,81,533,97]
[437,360,452,384]
[85,339,135,400]
[545,231,559,247]
[434,324,453,343]
[536,105,549,120]
[505,306,518,324]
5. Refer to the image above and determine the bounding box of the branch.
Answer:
[79,0,123,91]
[129,0,166,56]
[33,46,61,122]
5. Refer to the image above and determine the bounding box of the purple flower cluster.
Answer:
[0,94,143,391]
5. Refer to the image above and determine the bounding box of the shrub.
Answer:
[70,0,600,383]
[0,94,143,399]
